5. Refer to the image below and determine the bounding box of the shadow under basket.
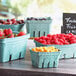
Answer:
[0,33,30,62]
[0,23,25,32]
[26,17,52,37]
[30,49,61,68]
[34,40,76,59]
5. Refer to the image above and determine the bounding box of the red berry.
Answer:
[2,21,6,25]
[17,21,22,24]
[41,40,46,43]
[3,29,13,36]
[47,34,51,37]
[8,28,13,34]
[34,37,39,41]
[3,29,8,35]
[40,36,46,40]
[45,37,49,41]
[70,40,76,44]
[7,19,10,22]
[17,32,26,36]
[20,20,24,23]
[6,22,11,25]
[8,34,14,38]
[59,39,64,43]
[0,31,4,37]
[68,33,73,35]
[11,18,16,22]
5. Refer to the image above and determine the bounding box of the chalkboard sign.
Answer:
[62,13,76,34]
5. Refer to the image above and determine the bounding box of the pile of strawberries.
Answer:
[34,33,76,45]
[0,19,24,25]
[0,28,26,39]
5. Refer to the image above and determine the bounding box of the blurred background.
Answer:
[0,0,76,33]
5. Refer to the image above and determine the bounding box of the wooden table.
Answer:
[0,40,76,76]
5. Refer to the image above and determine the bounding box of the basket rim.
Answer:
[0,33,30,43]
[0,23,24,26]
[34,40,76,46]
[30,49,61,56]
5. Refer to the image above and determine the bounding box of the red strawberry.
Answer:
[3,29,13,36]
[7,19,10,22]
[17,21,22,24]
[6,22,11,25]
[8,28,13,34]
[34,37,39,41]
[0,31,4,37]
[11,18,16,22]
[8,34,14,38]
[2,21,6,25]
[3,29,8,35]
[47,34,51,37]
[17,32,26,36]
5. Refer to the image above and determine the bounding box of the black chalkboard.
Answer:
[61,13,76,34]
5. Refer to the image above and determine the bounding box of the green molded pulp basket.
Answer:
[34,40,76,59]
[30,48,61,68]
[0,33,30,62]
[26,17,52,37]
[0,23,25,32]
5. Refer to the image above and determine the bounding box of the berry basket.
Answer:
[26,17,52,37]
[0,23,25,32]
[34,40,76,59]
[0,19,25,32]
[30,48,61,68]
[0,32,29,62]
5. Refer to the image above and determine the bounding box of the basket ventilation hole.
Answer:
[38,31,40,37]
[43,32,45,36]
[9,55,12,61]
[19,52,21,59]
[48,62,50,67]
[73,53,74,58]
[53,61,55,67]
[33,31,35,37]
[64,54,66,59]
[42,62,44,68]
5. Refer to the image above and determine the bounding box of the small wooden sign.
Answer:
[61,13,76,34]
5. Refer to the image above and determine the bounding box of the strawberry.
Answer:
[2,21,6,25]
[7,19,10,22]
[11,18,16,22]
[47,34,51,37]
[8,28,13,34]
[3,29,8,35]
[6,22,11,25]
[34,37,39,41]
[3,29,13,36]
[17,32,26,36]
[8,34,14,38]
[0,31,4,37]
[34,33,76,45]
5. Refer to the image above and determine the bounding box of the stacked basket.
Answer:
[0,19,25,32]
[0,18,29,62]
